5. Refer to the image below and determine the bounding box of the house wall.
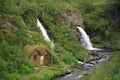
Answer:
[29,49,51,66]
[29,50,40,66]
[41,49,51,65]
[44,54,51,65]
[40,56,44,65]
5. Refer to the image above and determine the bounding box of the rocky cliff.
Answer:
[54,9,83,29]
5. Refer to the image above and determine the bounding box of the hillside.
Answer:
[0,0,120,80]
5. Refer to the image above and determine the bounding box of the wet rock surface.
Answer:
[53,50,113,80]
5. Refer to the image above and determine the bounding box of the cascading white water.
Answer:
[37,19,51,41]
[37,19,54,49]
[77,26,101,50]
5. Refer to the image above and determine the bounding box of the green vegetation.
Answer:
[0,40,34,80]
[77,0,120,48]
[0,0,86,80]
[29,65,65,80]
[0,0,120,80]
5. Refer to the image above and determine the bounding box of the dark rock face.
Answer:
[54,9,84,42]
[111,7,120,29]
[54,9,83,29]
[102,42,112,49]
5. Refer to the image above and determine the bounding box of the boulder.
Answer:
[0,22,12,29]
[84,54,99,62]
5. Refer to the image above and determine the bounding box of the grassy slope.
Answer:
[0,0,87,80]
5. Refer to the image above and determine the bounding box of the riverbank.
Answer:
[81,51,120,80]
[53,50,114,80]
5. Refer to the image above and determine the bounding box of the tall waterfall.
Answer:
[37,19,54,49]
[77,26,101,50]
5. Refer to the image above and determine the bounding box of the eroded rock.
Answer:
[54,9,83,29]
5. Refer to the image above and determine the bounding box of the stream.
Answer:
[53,50,113,80]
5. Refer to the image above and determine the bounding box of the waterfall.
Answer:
[77,26,101,50]
[37,19,54,49]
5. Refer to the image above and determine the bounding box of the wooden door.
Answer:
[33,55,38,66]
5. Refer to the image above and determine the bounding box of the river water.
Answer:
[53,50,113,80]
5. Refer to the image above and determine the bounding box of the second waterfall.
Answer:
[77,26,101,50]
